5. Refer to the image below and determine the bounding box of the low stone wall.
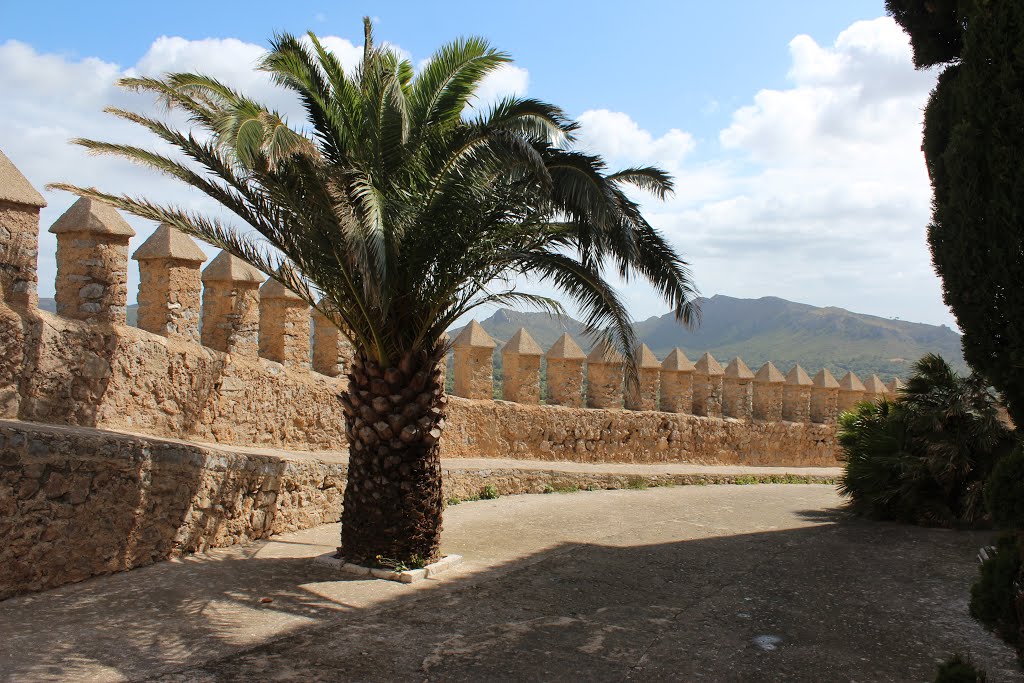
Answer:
[0,419,346,601]
[442,398,837,467]
[0,417,840,601]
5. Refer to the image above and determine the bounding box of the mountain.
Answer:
[451,295,966,380]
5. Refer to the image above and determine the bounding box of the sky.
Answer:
[0,1,954,327]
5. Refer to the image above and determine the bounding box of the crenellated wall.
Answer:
[0,151,903,465]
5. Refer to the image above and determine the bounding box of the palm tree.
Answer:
[50,19,698,565]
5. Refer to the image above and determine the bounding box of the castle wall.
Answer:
[0,417,838,601]
[443,398,836,467]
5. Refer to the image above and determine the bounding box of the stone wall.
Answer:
[3,307,348,449]
[0,419,346,601]
[0,417,839,601]
[442,398,836,467]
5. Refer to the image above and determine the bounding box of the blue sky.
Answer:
[2,1,886,151]
[0,1,953,327]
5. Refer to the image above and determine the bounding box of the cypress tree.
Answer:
[888,0,1024,424]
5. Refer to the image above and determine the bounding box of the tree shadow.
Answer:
[0,504,1017,682]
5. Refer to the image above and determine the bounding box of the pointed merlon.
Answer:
[132,223,207,263]
[838,371,866,392]
[503,328,543,356]
[49,197,134,236]
[587,340,624,364]
[636,343,661,368]
[724,357,754,379]
[452,319,496,348]
[813,368,840,389]
[260,277,304,301]
[661,348,694,372]
[0,149,46,207]
[694,352,724,376]
[786,364,813,386]
[887,377,905,394]
[754,361,785,383]
[546,333,586,360]
[863,374,889,393]
[201,250,265,283]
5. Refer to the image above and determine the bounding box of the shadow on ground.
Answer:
[1,495,1018,683]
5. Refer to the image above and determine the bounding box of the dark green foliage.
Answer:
[970,533,1024,655]
[986,445,1024,531]
[891,0,1024,425]
[838,354,1013,527]
[885,0,964,68]
[934,653,987,683]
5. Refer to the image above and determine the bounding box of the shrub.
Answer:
[934,653,987,683]
[479,484,499,500]
[838,354,1014,527]
[970,533,1024,656]
[985,446,1024,531]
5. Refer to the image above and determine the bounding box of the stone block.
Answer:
[501,328,543,404]
[692,353,724,418]
[259,278,310,368]
[0,151,46,309]
[722,357,754,420]
[312,306,355,378]
[545,333,585,407]
[753,362,784,421]
[782,364,813,423]
[862,374,889,404]
[837,372,867,413]
[586,342,623,409]
[811,369,840,424]
[201,251,264,357]
[624,344,660,411]
[132,224,206,342]
[452,320,495,399]
[49,198,135,325]
[659,348,694,414]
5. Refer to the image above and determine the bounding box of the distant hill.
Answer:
[450,295,966,380]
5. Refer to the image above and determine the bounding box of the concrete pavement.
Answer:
[0,484,1019,682]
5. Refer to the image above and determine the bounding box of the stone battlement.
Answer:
[0,150,896,462]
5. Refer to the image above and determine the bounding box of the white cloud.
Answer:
[469,63,529,109]
[566,17,950,327]
[576,109,695,169]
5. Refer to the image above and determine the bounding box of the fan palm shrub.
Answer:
[838,354,1013,527]
[49,19,698,565]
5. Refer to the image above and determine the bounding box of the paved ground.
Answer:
[1,484,1020,682]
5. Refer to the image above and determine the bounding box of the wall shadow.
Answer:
[0,508,1017,682]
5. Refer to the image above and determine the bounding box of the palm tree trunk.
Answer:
[338,349,446,565]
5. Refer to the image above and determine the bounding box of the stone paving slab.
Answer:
[0,485,1018,682]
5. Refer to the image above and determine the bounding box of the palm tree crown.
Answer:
[51,18,697,374]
